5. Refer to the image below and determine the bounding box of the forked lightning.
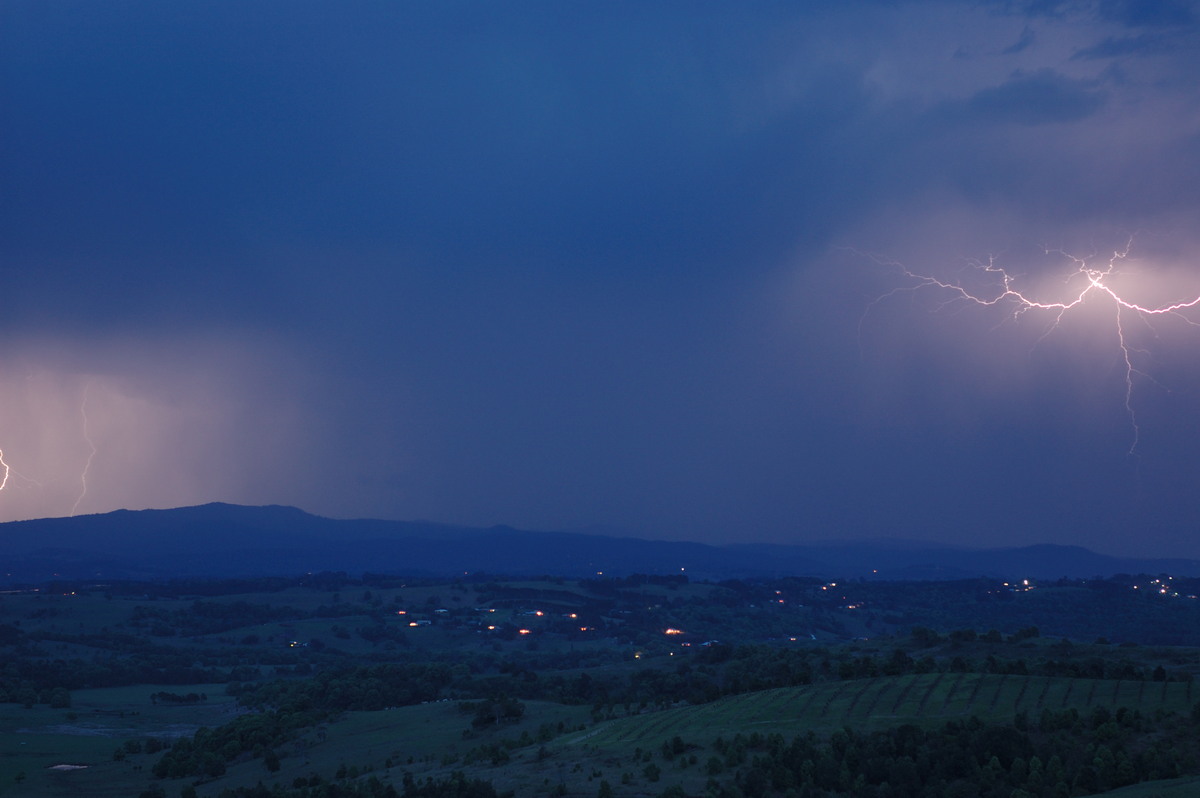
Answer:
[865,240,1200,453]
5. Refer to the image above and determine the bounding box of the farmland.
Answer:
[2,572,1200,796]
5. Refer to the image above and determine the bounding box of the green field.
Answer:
[0,683,237,797]
[1084,776,1200,797]
[0,692,593,798]
[1,672,1197,797]
[569,673,1196,749]
[5,573,1200,797]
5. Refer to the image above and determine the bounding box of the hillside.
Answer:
[2,503,1199,583]
[4,571,1200,797]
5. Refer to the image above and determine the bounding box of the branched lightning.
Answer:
[861,239,1200,454]
[0,448,42,496]
[70,383,97,517]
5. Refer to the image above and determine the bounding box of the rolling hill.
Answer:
[1,503,1197,583]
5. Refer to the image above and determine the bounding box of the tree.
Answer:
[911,627,941,646]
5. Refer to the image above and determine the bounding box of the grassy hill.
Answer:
[1084,777,1200,797]
[0,683,237,798]
[4,669,1199,797]
[572,673,1196,749]
[5,572,1200,796]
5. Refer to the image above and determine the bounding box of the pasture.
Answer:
[569,673,1197,749]
[0,683,236,797]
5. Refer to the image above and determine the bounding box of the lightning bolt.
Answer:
[70,384,97,517]
[0,448,42,498]
[861,239,1200,454]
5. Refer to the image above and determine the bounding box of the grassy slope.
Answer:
[0,684,238,798]
[1087,776,1200,797]
[4,582,1199,797]
[3,673,1196,797]
[571,673,1195,748]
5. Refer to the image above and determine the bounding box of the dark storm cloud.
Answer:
[951,69,1106,125]
[1073,33,1182,59]
[1097,0,1196,28]
[3,1,1200,557]
[1001,26,1037,55]
[2,2,835,322]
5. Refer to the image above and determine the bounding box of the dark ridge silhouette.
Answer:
[1,503,1196,583]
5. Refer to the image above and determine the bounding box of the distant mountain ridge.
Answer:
[0,503,1196,583]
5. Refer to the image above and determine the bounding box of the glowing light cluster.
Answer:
[865,240,1200,453]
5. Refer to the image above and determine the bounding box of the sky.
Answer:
[3,1,1200,558]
